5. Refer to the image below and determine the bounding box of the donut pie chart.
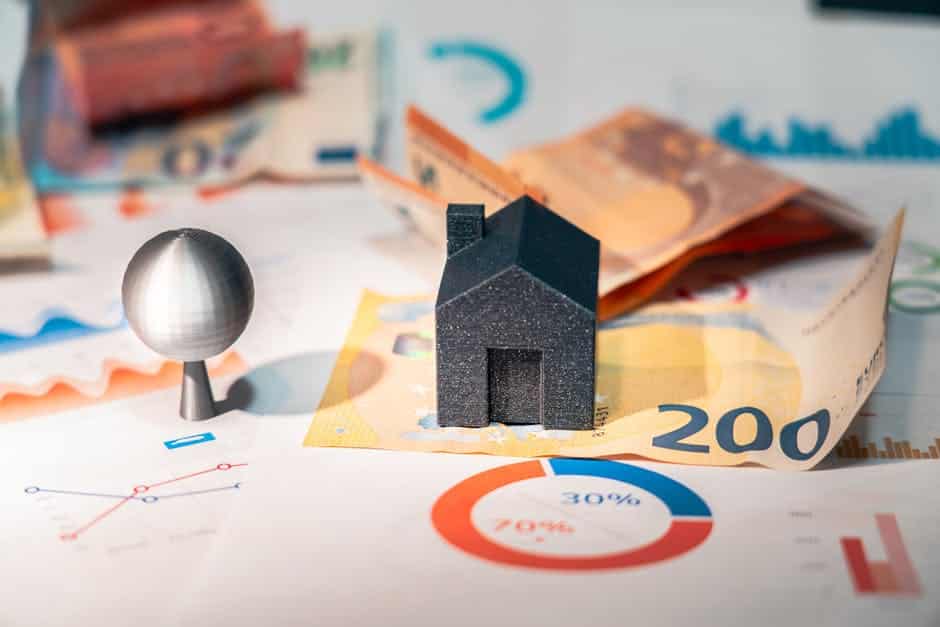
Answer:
[432,458,713,571]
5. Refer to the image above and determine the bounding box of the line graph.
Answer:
[24,484,241,501]
[0,351,245,423]
[25,462,247,541]
[0,309,126,354]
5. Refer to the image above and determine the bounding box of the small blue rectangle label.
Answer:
[316,146,357,163]
[164,432,216,450]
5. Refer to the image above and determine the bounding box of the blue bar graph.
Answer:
[715,108,940,161]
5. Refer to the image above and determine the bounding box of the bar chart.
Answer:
[835,434,940,461]
[714,109,940,161]
[841,514,922,597]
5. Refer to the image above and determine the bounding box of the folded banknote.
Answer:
[305,212,902,470]
[360,106,870,318]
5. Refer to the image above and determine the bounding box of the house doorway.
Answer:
[487,348,542,425]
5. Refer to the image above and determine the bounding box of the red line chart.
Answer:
[24,462,247,541]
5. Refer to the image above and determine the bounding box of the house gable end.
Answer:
[436,195,599,313]
[514,197,600,313]
[437,265,593,330]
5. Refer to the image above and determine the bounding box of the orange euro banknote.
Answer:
[360,157,850,320]
[407,105,808,287]
[362,106,862,317]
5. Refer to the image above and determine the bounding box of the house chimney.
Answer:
[446,203,485,257]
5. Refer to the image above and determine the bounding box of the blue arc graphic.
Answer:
[428,40,526,124]
[548,458,711,517]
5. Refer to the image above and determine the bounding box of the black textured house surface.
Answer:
[435,195,600,430]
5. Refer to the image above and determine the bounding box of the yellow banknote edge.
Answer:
[0,133,49,262]
[304,290,404,450]
[303,290,806,465]
[761,209,905,470]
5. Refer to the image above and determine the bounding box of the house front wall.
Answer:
[436,267,596,430]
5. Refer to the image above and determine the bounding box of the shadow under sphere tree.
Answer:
[122,228,254,420]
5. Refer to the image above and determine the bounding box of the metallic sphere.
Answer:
[122,228,254,362]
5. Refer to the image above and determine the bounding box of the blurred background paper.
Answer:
[0,2,937,626]
[13,1,387,191]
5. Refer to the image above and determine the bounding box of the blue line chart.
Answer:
[714,108,940,161]
[0,308,126,354]
[428,40,526,124]
[24,483,242,503]
[25,462,247,540]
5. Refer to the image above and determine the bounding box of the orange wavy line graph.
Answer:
[0,352,246,423]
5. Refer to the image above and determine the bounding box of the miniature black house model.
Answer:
[435,195,600,430]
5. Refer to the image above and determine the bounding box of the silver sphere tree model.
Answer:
[122,228,254,420]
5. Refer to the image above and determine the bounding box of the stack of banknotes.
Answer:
[31,0,307,127]
[309,105,904,470]
[3,2,389,264]
[17,2,387,192]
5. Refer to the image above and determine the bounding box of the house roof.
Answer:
[436,195,600,313]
